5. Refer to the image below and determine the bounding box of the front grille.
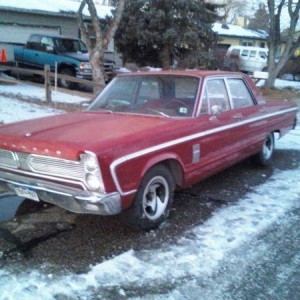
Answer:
[29,155,85,180]
[0,150,85,182]
[0,149,18,168]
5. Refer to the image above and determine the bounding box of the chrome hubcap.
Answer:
[143,176,169,220]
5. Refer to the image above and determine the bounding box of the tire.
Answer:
[251,133,275,166]
[58,67,76,89]
[124,165,175,231]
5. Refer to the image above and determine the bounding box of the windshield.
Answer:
[54,38,88,53]
[89,75,200,117]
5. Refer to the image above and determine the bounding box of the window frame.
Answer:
[198,75,257,116]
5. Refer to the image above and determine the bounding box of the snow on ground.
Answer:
[0,82,91,105]
[257,78,300,91]
[0,96,64,124]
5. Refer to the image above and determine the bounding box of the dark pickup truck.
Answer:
[14,34,115,88]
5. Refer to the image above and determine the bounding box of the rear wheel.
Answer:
[124,165,175,231]
[251,133,275,166]
[58,67,76,89]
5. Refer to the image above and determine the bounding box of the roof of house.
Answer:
[0,0,113,18]
[213,23,268,40]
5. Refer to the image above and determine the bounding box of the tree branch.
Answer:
[103,0,125,48]
[77,0,93,52]
[85,0,104,52]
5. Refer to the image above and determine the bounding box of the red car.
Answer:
[0,71,297,230]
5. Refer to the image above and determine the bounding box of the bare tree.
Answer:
[77,0,125,89]
[218,0,248,24]
[266,0,300,88]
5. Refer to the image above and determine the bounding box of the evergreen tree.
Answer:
[248,3,269,33]
[115,0,219,69]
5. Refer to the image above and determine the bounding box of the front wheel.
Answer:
[251,133,275,166]
[58,67,76,89]
[124,165,175,231]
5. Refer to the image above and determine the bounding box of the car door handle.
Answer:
[233,114,243,120]
[259,108,267,113]
[35,53,39,57]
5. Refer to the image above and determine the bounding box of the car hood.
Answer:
[0,112,187,160]
[62,52,90,62]
[62,52,115,65]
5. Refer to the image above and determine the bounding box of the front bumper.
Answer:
[0,170,121,216]
[76,72,93,81]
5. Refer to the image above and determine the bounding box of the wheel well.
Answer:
[160,159,184,188]
[58,64,76,74]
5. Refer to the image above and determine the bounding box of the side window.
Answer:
[249,50,256,58]
[206,79,230,112]
[200,89,209,114]
[136,80,160,103]
[230,49,240,58]
[26,35,41,50]
[259,51,267,60]
[241,50,249,57]
[227,79,254,108]
[41,37,54,52]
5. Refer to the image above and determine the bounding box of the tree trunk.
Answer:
[266,0,300,88]
[77,0,125,93]
[90,50,106,93]
[160,44,171,70]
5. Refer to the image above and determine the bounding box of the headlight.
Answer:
[82,151,105,192]
[86,173,101,190]
[80,62,91,70]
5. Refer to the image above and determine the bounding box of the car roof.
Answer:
[117,70,244,79]
[228,46,268,52]
[30,34,80,40]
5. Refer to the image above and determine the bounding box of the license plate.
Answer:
[14,186,39,202]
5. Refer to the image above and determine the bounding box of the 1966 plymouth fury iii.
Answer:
[0,71,297,230]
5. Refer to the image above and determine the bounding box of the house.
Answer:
[0,0,122,66]
[212,23,268,69]
[213,23,268,49]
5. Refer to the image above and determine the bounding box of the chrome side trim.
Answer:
[110,107,298,195]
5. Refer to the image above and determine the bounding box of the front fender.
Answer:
[112,152,185,196]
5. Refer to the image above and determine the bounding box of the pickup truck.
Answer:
[14,34,115,88]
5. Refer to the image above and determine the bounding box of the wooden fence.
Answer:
[0,64,106,103]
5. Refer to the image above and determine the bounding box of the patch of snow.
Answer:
[274,79,300,91]
[0,82,91,104]
[213,23,267,39]
[0,96,63,124]
[0,0,113,18]
[116,67,132,73]
[277,119,300,150]
[256,78,300,91]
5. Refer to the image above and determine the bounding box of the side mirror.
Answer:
[211,105,223,116]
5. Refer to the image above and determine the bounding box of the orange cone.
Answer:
[0,49,7,63]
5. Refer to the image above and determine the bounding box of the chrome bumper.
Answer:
[0,170,121,216]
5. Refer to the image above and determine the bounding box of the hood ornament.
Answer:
[25,132,31,137]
